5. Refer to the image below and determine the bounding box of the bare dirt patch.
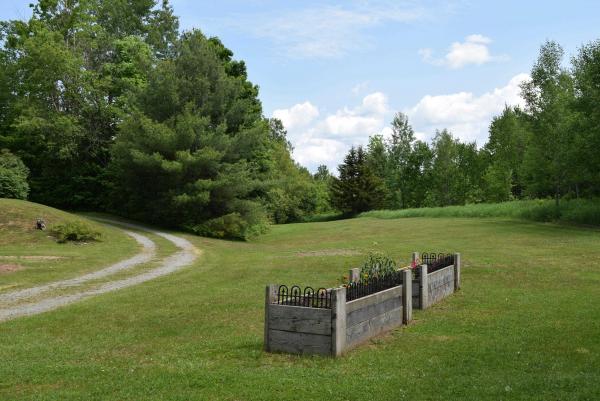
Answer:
[296,249,361,257]
[0,264,23,274]
[0,255,65,261]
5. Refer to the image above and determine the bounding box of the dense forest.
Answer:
[0,0,330,238]
[1,1,599,237]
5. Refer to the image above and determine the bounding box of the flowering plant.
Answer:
[410,258,421,269]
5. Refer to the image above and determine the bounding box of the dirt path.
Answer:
[0,220,200,322]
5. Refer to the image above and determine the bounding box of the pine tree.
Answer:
[331,146,385,215]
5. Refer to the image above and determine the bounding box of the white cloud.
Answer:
[272,101,319,130]
[406,73,530,144]
[271,74,530,172]
[234,2,433,59]
[324,92,389,137]
[419,34,507,68]
[272,92,391,172]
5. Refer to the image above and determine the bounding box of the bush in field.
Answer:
[0,149,29,200]
[50,221,102,243]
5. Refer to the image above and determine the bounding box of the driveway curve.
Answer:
[0,219,200,322]
[0,230,156,304]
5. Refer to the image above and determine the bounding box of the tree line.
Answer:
[0,0,332,238]
[329,40,600,216]
[1,1,598,236]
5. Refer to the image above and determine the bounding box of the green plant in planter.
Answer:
[359,252,397,282]
[50,221,102,244]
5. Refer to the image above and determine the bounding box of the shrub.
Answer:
[189,207,269,240]
[0,149,29,200]
[50,221,102,243]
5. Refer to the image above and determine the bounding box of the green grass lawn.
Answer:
[0,199,139,292]
[1,215,600,400]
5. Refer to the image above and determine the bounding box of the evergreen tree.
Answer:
[331,146,385,215]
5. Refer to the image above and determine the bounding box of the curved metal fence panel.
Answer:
[276,285,332,309]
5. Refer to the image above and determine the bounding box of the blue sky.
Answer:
[2,0,599,171]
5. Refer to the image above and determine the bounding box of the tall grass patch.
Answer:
[360,198,600,225]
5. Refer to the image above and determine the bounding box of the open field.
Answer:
[1,211,600,400]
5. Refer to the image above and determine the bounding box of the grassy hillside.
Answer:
[1,216,599,400]
[360,198,600,225]
[0,199,138,291]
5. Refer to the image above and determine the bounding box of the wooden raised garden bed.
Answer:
[263,251,462,356]
[264,269,413,356]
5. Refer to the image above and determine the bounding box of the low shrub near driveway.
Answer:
[50,221,102,243]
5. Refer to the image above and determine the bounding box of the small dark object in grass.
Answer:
[50,221,102,244]
[36,218,46,230]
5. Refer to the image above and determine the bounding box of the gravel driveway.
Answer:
[0,219,200,322]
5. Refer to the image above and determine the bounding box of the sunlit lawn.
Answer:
[1,216,599,400]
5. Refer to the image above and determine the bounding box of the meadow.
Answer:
[1,200,599,400]
[360,198,600,226]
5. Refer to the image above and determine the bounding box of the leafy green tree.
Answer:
[572,39,600,196]
[426,130,460,206]
[483,106,529,201]
[403,140,433,208]
[366,134,392,206]
[331,146,385,215]
[0,149,29,199]
[387,112,416,208]
[520,41,577,207]
[313,165,334,214]
[0,0,178,208]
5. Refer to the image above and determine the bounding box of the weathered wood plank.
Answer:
[454,253,461,290]
[420,265,429,309]
[331,287,347,356]
[429,281,454,304]
[402,269,412,324]
[268,329,331,355]
[346,296,401,327]
[346,307,403,348]
[428,265,454,282]
[268,304,331,335]
[264,284,278,352]
[413,297,421,309]
[346,285,403,313]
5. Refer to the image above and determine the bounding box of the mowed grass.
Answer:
[0,199,139,291]
[1,217,600,400]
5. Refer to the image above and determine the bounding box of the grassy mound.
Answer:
[360,198,600,225]
[0,199,138,290]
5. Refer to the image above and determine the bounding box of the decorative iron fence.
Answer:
[276,285,332,309]
[421,252,455,273]
[345,270,404,302]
